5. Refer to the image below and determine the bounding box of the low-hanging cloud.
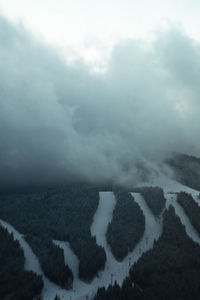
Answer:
[0,15,200,188]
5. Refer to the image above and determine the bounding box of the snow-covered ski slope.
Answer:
[0,174,200,300]
[91,192,162,288]
[0,220,66,299]
[143,172,200,197]
[165,194,200,245]
[0,219,42,275]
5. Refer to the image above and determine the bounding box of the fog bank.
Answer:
[0,15,200,188]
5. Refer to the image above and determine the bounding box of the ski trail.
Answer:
[53,240,80,280]
[90,191,118,289]
[45,191,118,300]
[139,172,200,196]
[45,188,200,300]
[165,194,200,245]
[90,192,162,289]
[42,192,117,300]
[131,193,162,250]
[0,189,173,300]
[0,219,65,300]
[0,219,84,300]
[0,219,42,274]
[191,193,200,207]
[47,192,163,298]
[52,240,90,298]
[0,193,116,300]
[91,191,116,264]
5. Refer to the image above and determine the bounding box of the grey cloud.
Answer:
[0,15,200,188]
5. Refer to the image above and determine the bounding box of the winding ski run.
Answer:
[1,176,200,300]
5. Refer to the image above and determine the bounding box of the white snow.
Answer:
[51,240,91,300]
[139,172,200,196]
[89,192,162,288]
[91,192,116,245]
[136,172,200,245]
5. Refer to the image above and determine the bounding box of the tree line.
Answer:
[0,225,43,300]
[106,190,145,261]
[0,184,106,285]
[177,191,200,236]
[140,186,166,216]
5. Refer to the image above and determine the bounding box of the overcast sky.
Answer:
[0,2,200,188]
[1,0,200,69]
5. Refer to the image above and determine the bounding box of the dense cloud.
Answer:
[0,15,200,188]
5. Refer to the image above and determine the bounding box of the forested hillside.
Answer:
[106,190,145,260]
[0,184,106,283]
[177,192,200,236]
[95,206,200,300]
[26,236,73,288]
[140,187,166,217]
[0,225,43,300]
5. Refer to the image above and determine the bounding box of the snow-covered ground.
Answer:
[165,194,200,245]
[140,172,200,196]
[138,172,200,244]
[44,185,200,299]
[0,219,42,275]
[0,219,65,300]
[91,191,116,276]
[53,241,79,281]
[51,191,162,298]
[1,175,200,300]
[132,193,162,251]
[0,191,162,300]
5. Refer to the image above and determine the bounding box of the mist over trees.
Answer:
[167,153,200,191]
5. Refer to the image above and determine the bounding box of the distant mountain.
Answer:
[1,152,200,299]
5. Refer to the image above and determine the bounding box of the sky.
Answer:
[0,1,200,188]
[1,0,200,69]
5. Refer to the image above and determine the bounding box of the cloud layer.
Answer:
[0,15,200,188]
